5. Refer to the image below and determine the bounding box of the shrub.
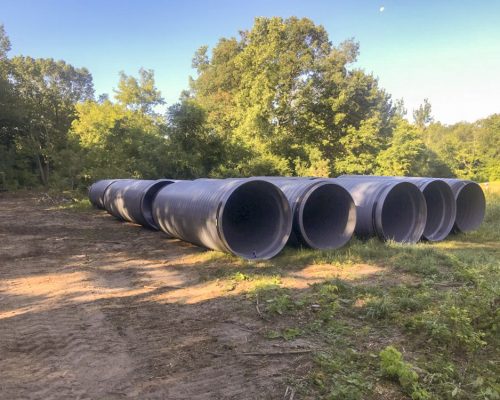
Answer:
[379,346,430,400]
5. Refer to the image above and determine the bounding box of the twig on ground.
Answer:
[284,385,296,400]
[241,349,314,356]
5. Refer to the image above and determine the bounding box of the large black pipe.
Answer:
[152,178,292,259]
[340,175,456,241]
[88,179,119,209]
[256,177,356,249]
[103,179,176,229]
[442,179,486,233]
[335,176,427,243]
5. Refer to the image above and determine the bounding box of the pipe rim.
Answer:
[296,181,356,249]
[374,181,427,243]
[454,182,486,232]
[217,179,292,260]
[140,180,176,229]
[419,180,456,241]
[103,179,136,216]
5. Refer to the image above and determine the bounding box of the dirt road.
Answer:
[0,193,323,400]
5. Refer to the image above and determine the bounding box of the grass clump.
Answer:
[379,346,430,400]
[266,327,303,340]
[55,196,92,211]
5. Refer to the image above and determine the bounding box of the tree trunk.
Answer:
[35,154,48,186]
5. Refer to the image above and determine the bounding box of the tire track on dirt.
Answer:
[0,301,135,400]
[0,195,309,399]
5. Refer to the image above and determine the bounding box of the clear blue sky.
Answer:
[2,0,499,124]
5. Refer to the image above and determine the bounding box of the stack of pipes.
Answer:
[88,175,486,260]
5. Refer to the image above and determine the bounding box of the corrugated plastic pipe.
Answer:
[152,178,292,259]
[442,179,486,233]
[256,177,356,249]
[88,179,119,209]
[335,176,427,243]
[340,175,456,241]
[103,179,177,229]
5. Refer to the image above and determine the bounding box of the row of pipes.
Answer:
[88,176,486,260]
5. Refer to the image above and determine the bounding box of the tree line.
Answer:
[0,18,498,189]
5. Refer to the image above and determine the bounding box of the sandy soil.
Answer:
[0,192,391,399]
[0,193,316,400]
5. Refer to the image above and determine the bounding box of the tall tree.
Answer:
[376,118,428,176]
[7,56,94,184]
[189,17,394,176]
[413,98,433,129]
[166,100,226,178]
[71,99,170,181]
[114,68,164,115]
[0,24,11,60]
[477,114,500,180]
[335,116,386,174]
[0,24,14,124]
[0,26,25,187]
[72,69,173,182]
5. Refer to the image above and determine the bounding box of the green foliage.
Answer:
[423,115,500,181]
[56,197,92,211]
[231,271,249,282]
[0,21,497,189]
[266,327,302,340]
[70,99,170,182]
[409,304,486,351]
[376,118,428,176]
[336,116,385,175]
[190,17,393,177]
[364,295,395,320]
[265,293,294,315]
[166,100,227,178]
[114,68,164,114]
[1,50,94,187]
[313,343,374,400]
[379,346,430,400]
[0,24,11,60]
[413,98,434,129]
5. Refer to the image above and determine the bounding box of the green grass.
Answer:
[56,197,92,211]
[39,189,94,211]
[249,184,500,400]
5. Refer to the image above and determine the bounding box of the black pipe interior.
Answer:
[301,185,353,249]
[421,181,454,240]
[381,185,419,242]
[142,181,173,229]
[455,183,486,232]
[222,181,284,258]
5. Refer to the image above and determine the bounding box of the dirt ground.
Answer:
[0,193,351,400]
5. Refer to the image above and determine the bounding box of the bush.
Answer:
[379,346,430,400]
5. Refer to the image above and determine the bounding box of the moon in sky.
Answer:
[380,6,385,12]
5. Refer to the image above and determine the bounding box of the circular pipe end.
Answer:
[420,180,456,241]
[454,182,486,233]
[376,182,427,243]
[297,182,356,249]
[218,180,292,260]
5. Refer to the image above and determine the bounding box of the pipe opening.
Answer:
[300,184,356,249]
[141,181,174,229]
[421,181,455,241]
[455,183,486,232]
[380,183,425,243]
[221,181,289,259]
